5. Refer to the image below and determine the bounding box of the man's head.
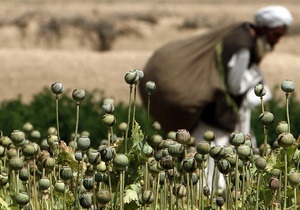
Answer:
[254,5,293,47]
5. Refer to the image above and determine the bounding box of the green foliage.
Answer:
[0,88,153,148]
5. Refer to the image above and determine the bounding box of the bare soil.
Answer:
[1,0,300,104]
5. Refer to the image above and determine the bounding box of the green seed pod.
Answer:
[225,153,237,167]
[77,135,90,151]
[288,172,300,187]
[0,173,8,186]
[85,164,95,176]
[118,122,127,132]
[145,81,156,94]
[269,177,280,191]
[135,68,144,81]
[9,157,24,171]
[259,111,275,126]
[38,178,51,191]
[113,154,129,171]
[229,132,245,147]
[217,159,231,175]
[80,193,92,209]
[196,141,211,155]
[152,121,161,131]
[140,190,155,205]
[281,79,295,93]
[259,143,271,156]
[102,99,115,114]
[160,155,174,170]
[83,177,94,191]
[209,146,226,160]
[1,136,12,148]
[95,161,106,173]
[19,167,29,182]
[148,162,161,175]
[96,189,111,205]
[23,122,34,133]
[255,156,267,171]
[203,186,210,197]
[7,148,18,159]
[176,129,191,145]
[149,134,163,147]
[0,145,6,158]
[48,127,57,135]
[194,153,208,165]
[254,84,266,97]
[277,132,295,148]
[72,89,86,102]
[124,70,139,85]
[94,172,103,183]
[51,82,64,95]
[167,131,176,141]
[47,135,58,147]
[154,149,163,161]
[270,169,281,178]
[40,139,50,151]
[203,130,215,142]
[31,130,41,140]
[100,146,116,163]
[173,184,187,198]
[10,130,25,146]
[102,114,116,128]
[182,157,197,174]
[237,145,252,161]
[88,151,101,166]
[74,151,83,162]
[276,121,289,134]
[43,157,56,171]
[22,143,39,158]
[54,180,65,193]
[216,197,225,207]
[15,192,30,206]
[168,142,184,157]
[60,165,73,181]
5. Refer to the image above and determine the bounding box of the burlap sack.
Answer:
[139,23,243,133]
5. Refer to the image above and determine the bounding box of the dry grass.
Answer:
[0,0,299,103]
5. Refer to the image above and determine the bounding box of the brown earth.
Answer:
[1,0,300,104]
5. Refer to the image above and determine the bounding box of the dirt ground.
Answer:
[1,0,300,104]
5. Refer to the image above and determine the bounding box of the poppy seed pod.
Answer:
[102,114,116,128]
[160,155,174,170]
[77,135,90,151]
[22,143,39,158]
[216,197,225,207]
[72,89,86,102]
[194,153,208,165]
[60,165,73,181]
[0,146,6,158]
[173,184,187,198]
[23,122,33,133]
[51,82,64,95]
[203,130,215,142]
[102,99,115,114]
[196,141,211,155]
[145,81,156,94]
[288,172,300,187]
[47,135,58,147]
[281,79,295,93]
[176,129,191,145]
[182,157,197,174]
[88,151,102,166]
[277,132,295,148]
[54,180,65,193]
[152,121,161,131]
[149,134,163,147]
[225,153,237,167]
[217,159,231,175]
[43,157,56,171]
[118,122,127,132]
[38,177,51,191]
[229,132,245,147]
[80,193,92,209]
[96,189,111,205]
[1,136,12,148]
[83,177,94,191]
[124,70,139,85]
[135,68,144,81]
[140,190,155,205]
[10,130,25,146]
[237,145,252,161]
[19,167,29,182]
[15,192,30,206]
[0,173,8,186]
[9,157,24,171]
[259,111,275,126]
[209,146,226,160]
[168,142,184,157]
[269,177,280,191]
[100,146,116,163]
[276,121,289,134]
[254,84,266,97]
[255,156,267,171]
[113,154,129,171]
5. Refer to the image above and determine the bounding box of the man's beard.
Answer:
[255,36,273,60]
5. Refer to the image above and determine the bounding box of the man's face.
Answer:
[263,26,288,47]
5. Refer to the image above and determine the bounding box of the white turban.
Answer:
[255,5,293,28]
